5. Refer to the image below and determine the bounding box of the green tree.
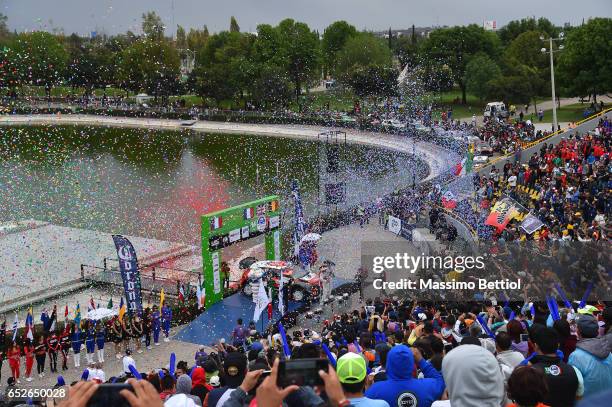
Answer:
[334,33,394,98]
[394,35,420,68]
[230,16,240,33]
[252,24,285,67]
[321,20,357,72]
[249,63,293,109]
[142,11,165,40]
[0,13,10,44]
[191,31,254,104]
[558,17,612,102]
[464,54,501,101]
[335,33,392,79]
[487,74,533,105]
[176,25,187,49]
[66,41,116,95]
[0,47,20,93]
[344,65,397,98]
[421,24,500,103]
[118,38,180,101]
[10,31,68,98]
[498,17,557,45]
[186,27,209,51]
[276,19,320,100]
[499,31,549,108]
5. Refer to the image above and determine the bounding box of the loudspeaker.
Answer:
[325,182,346,204]
[326,144,340,173]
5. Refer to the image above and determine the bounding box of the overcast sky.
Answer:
[3,0,611,36]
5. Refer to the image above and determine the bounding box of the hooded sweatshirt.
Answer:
[440,345,505,407]
[568,336,612,397]
[190,367,211,404]
[168,375,202,406]
[365,344,445,407]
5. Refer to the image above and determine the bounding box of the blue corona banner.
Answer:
[112,235,143,316]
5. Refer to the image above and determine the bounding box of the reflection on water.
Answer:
[0,125,425,244]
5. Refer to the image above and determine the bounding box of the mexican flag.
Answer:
[441,191,457,209]
[453,148,474,176]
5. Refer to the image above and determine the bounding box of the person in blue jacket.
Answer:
[161,303,172,342]
[84,321,96,365]
[95,323,106,363]
[365,344,445,407]
[568,314,612,397]
[151,305,161,346]
[70,325,83,369]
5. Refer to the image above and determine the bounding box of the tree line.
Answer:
[0,12,610,109]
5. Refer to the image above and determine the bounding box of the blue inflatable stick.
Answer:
[519,352,537,366]
[477,315,495,339]
[322,343,336,368]
[579,282,593,309]
[169,353,176,376]
[554,283,572,309]
[129,365,142,380]
[278,322,291,358]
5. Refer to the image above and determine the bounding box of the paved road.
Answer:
[523,96,612,115]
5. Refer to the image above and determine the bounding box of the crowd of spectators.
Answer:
[476,118,547,155]
[472,116,610,242]
[7,297,609,407]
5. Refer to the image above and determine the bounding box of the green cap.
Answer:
[336,352,367,384]
[578,305,598,315]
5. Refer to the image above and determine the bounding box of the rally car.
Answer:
[236,259,321,302]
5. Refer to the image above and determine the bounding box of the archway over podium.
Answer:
[201,196,281,308]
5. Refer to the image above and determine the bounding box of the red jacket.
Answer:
[7,348,21,363]
[23,346,34,360]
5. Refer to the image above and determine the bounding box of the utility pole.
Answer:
[548,37,557,132]
[541,33,564,132]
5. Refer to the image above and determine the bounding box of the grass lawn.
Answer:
[427,89,486,119]
[169,95,204,107]
[13,85,126,97]
[292,89,356,112]
[538,103,595,123]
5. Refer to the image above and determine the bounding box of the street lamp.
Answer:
[541,33,564,132]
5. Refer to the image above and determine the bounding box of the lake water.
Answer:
[0,125,425,245]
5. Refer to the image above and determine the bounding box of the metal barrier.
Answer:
[80,264,201,297]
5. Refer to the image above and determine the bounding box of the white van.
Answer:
[484,102,508,119]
